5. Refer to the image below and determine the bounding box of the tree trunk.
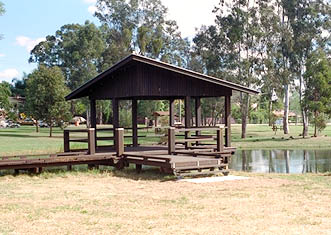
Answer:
[70,100,75,115]
[314,111,318,137]
[240,92,250,139]
[49,125,52,137]
[35,120,39,133]
[98,109,103,125]
[268,99,273,126]
[283,84,290,134]
[299,69,308,138]
[302,111,308,138]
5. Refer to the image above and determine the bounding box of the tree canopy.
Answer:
[0,81,11,112]
[303,49,331,136]
[25,65,71,137]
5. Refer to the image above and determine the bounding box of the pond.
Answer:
[230,149,331,173]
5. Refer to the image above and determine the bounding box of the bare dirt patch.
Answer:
[0,171,331,234]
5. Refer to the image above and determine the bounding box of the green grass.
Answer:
[0,124,330,156]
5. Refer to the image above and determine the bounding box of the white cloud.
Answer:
[16,36,45,52]
[0,69,19,83]
[0,53,5,57]
[83,0,96,4]
[88,5,97,14]
[161,0,220,38]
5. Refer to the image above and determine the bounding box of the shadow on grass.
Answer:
[232,136,304,143]
[0,165,175,182]
[0,133,63,138]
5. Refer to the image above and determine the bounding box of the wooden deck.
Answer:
[0,127,235,176]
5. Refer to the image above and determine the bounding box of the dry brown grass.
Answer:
[1,170,331,235]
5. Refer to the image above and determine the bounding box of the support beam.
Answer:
[195,97,202,127]
[132,98,138,147]
[112,98,119,147]
[184,96,191,128]
[112,98,119,128]
[169,98,175,127]
[225,96,231,147]
[90,99,96,129]
[184,96,191,149]
[195,97,202,146]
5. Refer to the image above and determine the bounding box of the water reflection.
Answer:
[230,149,331,173]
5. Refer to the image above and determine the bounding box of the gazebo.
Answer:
[66,53,258,149]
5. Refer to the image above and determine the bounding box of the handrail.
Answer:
[168,126,224,154]
[175,126,226,132]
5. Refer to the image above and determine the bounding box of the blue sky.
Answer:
[0,0,218,83]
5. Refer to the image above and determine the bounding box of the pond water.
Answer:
[230,149,331,174]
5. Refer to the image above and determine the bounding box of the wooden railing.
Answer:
[168,126,225,155]
[64,128,95,154]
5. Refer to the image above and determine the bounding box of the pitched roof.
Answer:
[66,53,259,100]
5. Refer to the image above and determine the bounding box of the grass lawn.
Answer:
[0,169,331,234]
[1,126,330,234]
[0,124,330,156]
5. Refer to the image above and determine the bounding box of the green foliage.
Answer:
[95,0,190,67]
[304,49,331,136]
[10,74,28,97]
[25,65,71,136]
[138,100,167,119]
[0,81,11,111]
[29,21,105,91]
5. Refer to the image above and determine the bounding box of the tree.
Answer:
[0,81,11,112]
[11,74,28,97]
[26,65,71,137]
[95,0,190,67]
[303,49,331,137]
[29,21,105,91]
[194,0,264,138]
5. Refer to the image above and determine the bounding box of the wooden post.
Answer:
[216,127,224,152]
[90,99,97,149]
[168,127,176,155]
[169,98,175,126]
[132,98,138,147]
[195,97,201,145]
[64,130,70,152]
[115,128,124,157]
[88,128,96,155]
[195,97,201,127]
[184,96,191,149]
[184,96,191,127]
[90,99,96,128]
[225,96,231,147]
[112,98,119,146]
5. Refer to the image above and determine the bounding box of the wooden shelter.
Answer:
[0,54,259,176]
[66,53,258,148]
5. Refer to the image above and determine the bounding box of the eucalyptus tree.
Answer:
[283,0,330,137]
[95,0,190,66]
[95,0,190,119]
[29,21,106,122]
[29,21,105,91]
[193,0,264,138]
